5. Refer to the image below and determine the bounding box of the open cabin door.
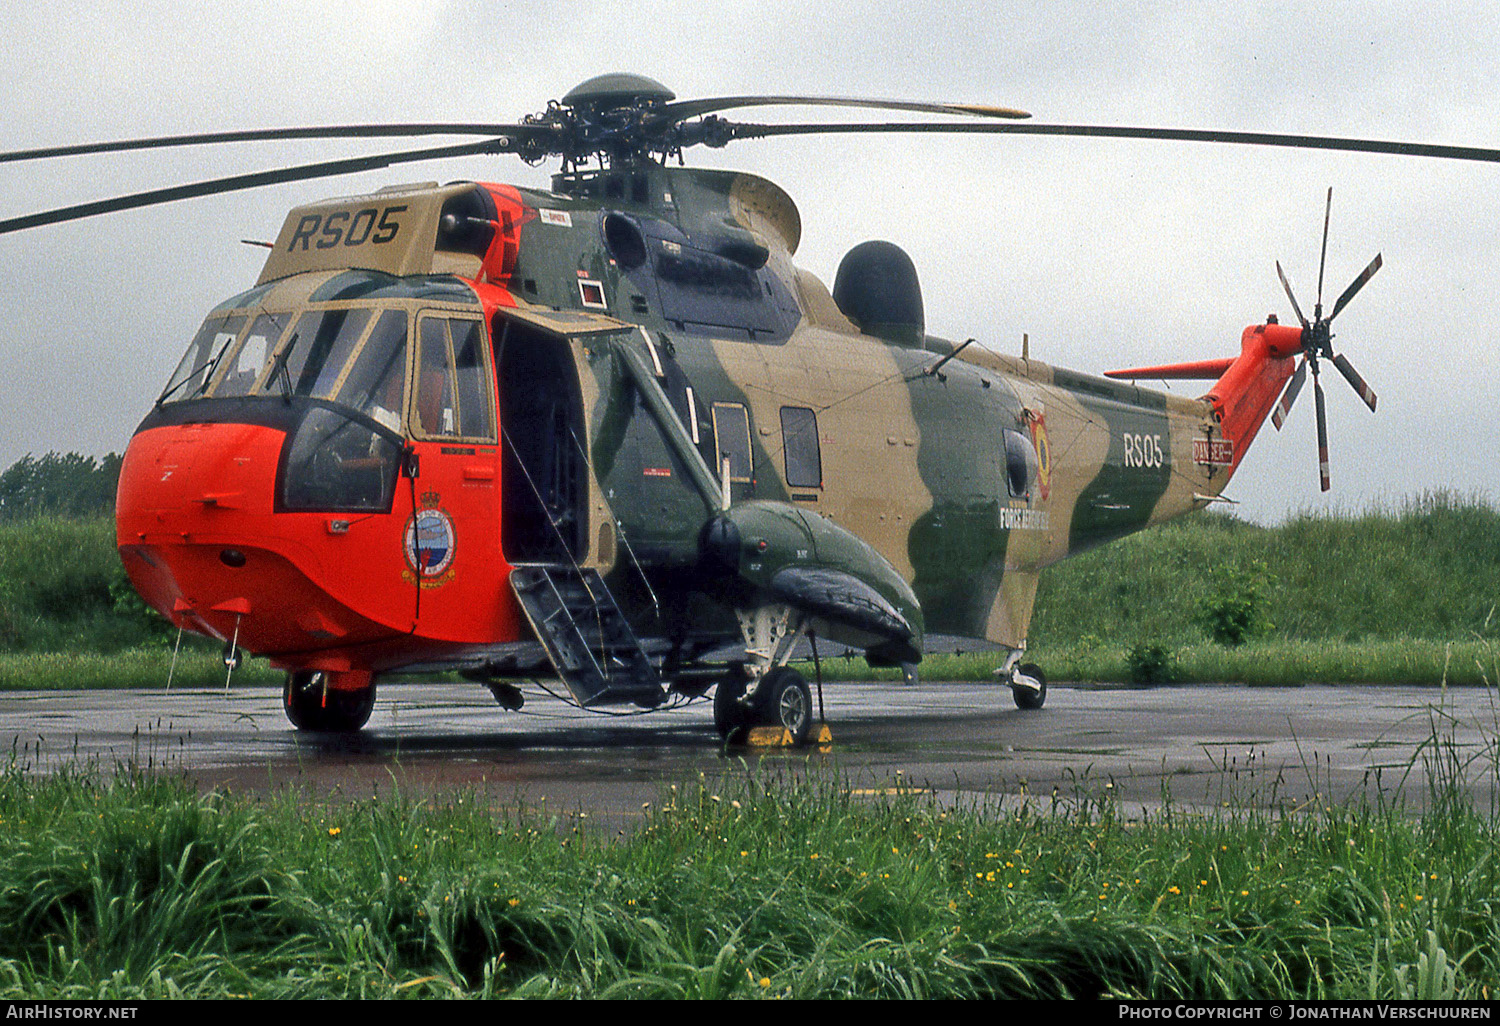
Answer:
[494,309,665,708]
[494,313,591,564]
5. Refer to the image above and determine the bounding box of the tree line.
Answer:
[0,452,122,521]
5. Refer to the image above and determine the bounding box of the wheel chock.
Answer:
[743,723,834,748]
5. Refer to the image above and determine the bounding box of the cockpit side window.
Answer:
[336,309,408,434]
[414,316,457,436]
[452,318,494,438]
[159,315,245,403]
[413,314,495,441]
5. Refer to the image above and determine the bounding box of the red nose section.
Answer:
[116,422,413,662]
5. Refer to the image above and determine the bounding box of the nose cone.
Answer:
[116,421,277,517]
[115,420,409,657]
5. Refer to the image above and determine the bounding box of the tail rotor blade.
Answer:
[1331,353,1378,412]
[1272,358,1307,429]
[1329,253,1384,322]
[1274,190,1378,492]
[1315,187,1332,316]
[1276,261,1310,329]
[1312,364,1331,492]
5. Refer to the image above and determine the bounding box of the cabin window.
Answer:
[1003,429,1038,499]
[712,402,753,483]
[779,406,822,489]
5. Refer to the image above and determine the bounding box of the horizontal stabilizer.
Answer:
[1104,357,1236,381]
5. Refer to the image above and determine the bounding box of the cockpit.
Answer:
[153,270,495,514]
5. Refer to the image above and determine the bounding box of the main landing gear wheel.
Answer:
[1011,662,1047,711]
[761,667,814,746]
[713,666,815,745]
[283,670,377,732]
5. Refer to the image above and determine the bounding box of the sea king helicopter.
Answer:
[5,73,1496,742]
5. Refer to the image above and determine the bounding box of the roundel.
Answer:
[1027,410,1051,501]
[404,508,456,577]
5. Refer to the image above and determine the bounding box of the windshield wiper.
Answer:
[267,332,301,403]
[156,338,232,405]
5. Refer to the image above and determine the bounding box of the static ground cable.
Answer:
[166,625,183,692]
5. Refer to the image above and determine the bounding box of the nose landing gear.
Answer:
[283,670,377,732]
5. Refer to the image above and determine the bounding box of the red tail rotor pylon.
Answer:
[1106,189,1381,492]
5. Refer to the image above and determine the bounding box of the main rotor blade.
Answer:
[729,121,1500,164]
[1331,353,1378,412]
[662,95,1031,123]
[1272,358,1307,430]
[1313,364,1331,492]
[1328,253,1384,321]
[0,138,518,235]
[1276,260,1310,329]
[0,124,546,165]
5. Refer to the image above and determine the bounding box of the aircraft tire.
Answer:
[1011,663,1047,711]
[283,671,377,732]
[713,666,755,741]
[758,667,814,746]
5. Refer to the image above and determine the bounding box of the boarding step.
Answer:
[509,565,664,708]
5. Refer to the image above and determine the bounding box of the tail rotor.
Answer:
[1269,188,1382,491]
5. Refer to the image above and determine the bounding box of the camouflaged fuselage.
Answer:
[500,166,1229,651]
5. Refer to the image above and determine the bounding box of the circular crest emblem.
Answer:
[404,508,456,577]
[1027,410,1051,501]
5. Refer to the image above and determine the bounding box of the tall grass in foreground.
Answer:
[1,735,1497,999]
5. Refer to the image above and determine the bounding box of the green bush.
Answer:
[1031,495,1500,648]
[0,452,120,521]
[1125,642,1177,684]
[1201,560,1272,646]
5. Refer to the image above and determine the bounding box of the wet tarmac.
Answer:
[3,681,1498,824]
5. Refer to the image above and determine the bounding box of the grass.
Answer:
[0,648,280,691]
[5,494,1500,688]
[0,729,1497,999]
[1030,491,1500,650]
[5,496,1498,997]
[841,637,1500,687]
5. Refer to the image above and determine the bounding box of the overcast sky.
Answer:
[2,1,1498,524]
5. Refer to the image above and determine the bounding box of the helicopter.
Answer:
[5,73,1495,743]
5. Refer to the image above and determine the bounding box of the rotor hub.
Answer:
[561,73,676,110]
